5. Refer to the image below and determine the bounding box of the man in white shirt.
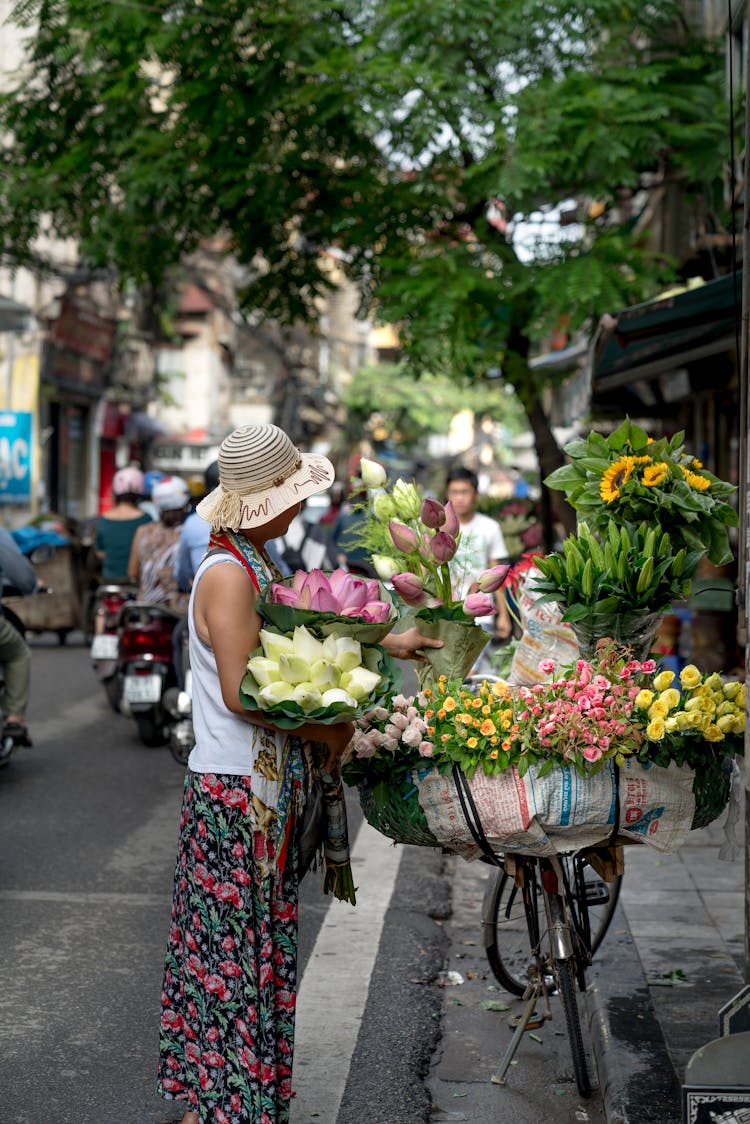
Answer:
[446,467,513,640]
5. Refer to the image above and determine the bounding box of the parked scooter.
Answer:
[163,624,193,765]
[89,581,139,711]
[118,602,183,747]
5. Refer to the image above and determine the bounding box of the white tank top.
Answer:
[186,553,286,775]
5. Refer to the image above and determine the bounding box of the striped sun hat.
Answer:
[196,424,334,530]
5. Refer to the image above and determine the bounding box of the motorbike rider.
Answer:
[95,466,152,581]
[128,476,191,612]
[0,527,38,750]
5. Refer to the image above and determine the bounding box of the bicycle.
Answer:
[458,674,622,1098]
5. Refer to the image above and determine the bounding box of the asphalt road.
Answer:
[1,636,607,1124]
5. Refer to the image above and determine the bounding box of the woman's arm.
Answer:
[381,626,444,661]
[127,526,143,583]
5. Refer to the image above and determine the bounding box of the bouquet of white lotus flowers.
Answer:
[240,624,400,728]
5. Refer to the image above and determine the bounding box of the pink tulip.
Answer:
[462,592,495,617]
[420,498,446,529]
[475,564,511,593]
[392,572,430,606]
[389,521,419,553]
[443,501,459,537]
[430,531,457,563]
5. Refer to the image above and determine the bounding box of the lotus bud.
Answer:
[392,479,422,520]
[309,659,340,692]
[372,554,400,581]
[391,572,428,607]
[291,683,323,711]
[259,630,295,662]
[279,653,313,685]
[302,570,332,600]
[334,636,363,673]
[420,498,446,529]
[462,592,495,617]
[389,521,419,554]
[430,531,458,563]
[322,634,340,660]
[357,600,392,623]
[373,493,397,522]
[360,457,387,489]
[340,666,382,701]
[443,500,460,537]
[258,681,297,705]
[321,687,358,709]
[246,657,282,688]
[475,564,511,593]
[291,625,326,665]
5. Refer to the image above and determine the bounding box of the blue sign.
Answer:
[0,412,32,505]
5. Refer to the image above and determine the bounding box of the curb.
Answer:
[585,902,682,1124]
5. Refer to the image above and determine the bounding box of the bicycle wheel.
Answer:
[483,858,621,995]
[555,956,591,1098]
[482,863,542,997]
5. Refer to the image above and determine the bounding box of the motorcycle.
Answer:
[89,581,139,711]
[0,605,30,769]
[117,602,183,747]
[163,623,193,766]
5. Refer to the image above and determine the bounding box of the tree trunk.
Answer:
[524,396,577,541]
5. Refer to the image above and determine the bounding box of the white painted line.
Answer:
[290,819,403,1123]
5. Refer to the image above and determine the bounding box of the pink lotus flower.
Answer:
[269,568,390,621]
[430,531,458,563]
[462,592,495,617]
[475,564,511,593]
[389,521,419,553]
[443,501,460,536]
[420,498,446,529]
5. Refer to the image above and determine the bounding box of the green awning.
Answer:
[591,272,740,412]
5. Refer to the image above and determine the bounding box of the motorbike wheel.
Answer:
[169,736,191,766]
[104,674,123,713]
[134,712,169,748]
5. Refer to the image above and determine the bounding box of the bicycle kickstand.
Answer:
[492,976,545,1086]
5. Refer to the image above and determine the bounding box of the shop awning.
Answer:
[0,295,36,333]
[590,272,740,412]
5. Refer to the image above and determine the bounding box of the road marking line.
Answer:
[0,890,165,906]
[290,819,403,1123]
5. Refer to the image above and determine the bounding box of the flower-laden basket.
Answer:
[358,776,440,848]
[689,753,733,831]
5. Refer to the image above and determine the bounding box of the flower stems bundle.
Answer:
[320,767,356,904]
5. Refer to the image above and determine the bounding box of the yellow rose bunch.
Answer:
[633,665,745,765]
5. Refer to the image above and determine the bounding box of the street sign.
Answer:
[0,411,32,505]
[720,986,750,1038]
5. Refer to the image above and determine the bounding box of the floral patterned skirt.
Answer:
[157,771,299,1124]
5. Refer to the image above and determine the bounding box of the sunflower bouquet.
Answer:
[544,418,738,566]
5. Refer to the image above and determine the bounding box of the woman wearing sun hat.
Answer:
[157,424,441,1124]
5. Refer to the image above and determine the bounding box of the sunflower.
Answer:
[642,461,669,488]
[679,464,711,492]
[600,455,636,503]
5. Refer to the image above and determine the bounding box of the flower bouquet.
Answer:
[240,624,400,728]
[354,458,510,685]
[257,567,398,645]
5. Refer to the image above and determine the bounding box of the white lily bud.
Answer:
[321,687,358,709]
[360,457,387,489]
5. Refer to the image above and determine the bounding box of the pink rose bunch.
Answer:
[514,649,653,774]
[270,568,392,624]
[345,692,435,770]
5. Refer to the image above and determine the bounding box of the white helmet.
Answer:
[151,475,190,513]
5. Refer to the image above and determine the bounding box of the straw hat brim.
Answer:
[196,451,335,530]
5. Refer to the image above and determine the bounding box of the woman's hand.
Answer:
[382,626,444,662]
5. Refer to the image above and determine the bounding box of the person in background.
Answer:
[318,480,345,526]
[446,466,512,640]
[94,467,152,581]
[0,528,38,751]
[330,481,375,576]
[128,476,191,613]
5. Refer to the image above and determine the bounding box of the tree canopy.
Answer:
[1,0,729,488]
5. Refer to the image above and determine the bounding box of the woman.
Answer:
[156,424,441,1124]
[94,466,151,580]
[128,475,190,612]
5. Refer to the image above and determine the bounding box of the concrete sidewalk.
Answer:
[429,781,746,1124]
